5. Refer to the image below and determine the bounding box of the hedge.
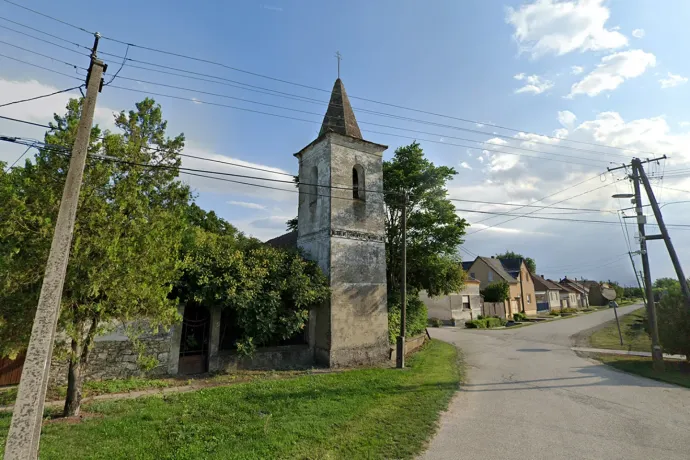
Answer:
[465,316,506,329]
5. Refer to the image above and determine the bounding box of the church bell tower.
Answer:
[294,78,389,367]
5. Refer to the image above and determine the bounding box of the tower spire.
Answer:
[319,78,362,139]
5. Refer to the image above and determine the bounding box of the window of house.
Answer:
[462,295,470,310]
[308,166,318,207]
[352,164,365,201]
[470,272,475,279]
[488,271,493,282]
[527,294,531,304]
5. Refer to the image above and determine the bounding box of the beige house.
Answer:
[422,279,481,325]
[465,256,537,317]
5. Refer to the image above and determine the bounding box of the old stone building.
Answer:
[295,78,389,367]
[49,78,389,384]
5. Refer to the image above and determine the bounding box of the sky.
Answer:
[2,0,690,286]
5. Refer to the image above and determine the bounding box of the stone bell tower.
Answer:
[295,78,389,367]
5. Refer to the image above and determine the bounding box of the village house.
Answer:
[560,277,590,308]
[464,256,537,317]
[557,282,578,308]
[422,278,482,325]
[532,274,562,312]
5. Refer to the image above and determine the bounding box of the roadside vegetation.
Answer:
[589,308,651,352]
[0,340,461,460]
[595,355,690,389]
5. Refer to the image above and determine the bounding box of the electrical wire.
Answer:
[0,38,87,71]
[0,85,83,108]
[0,53,84,83]
[0,21,91,58]
[4,143,33,170]
[0,0,658,157]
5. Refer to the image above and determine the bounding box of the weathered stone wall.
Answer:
[216,344,313,372]
[49,328,173,386]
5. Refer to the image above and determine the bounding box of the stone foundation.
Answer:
[215,344,314,372]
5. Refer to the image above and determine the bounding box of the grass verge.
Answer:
[588,308,651,352]
[0,340,461,459]
[595,354,690,388]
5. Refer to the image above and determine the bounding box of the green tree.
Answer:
[656,285,690,362]
[495,251,536,274]
[384,142,468,298]
[0,98,190,416]
[174,228,329,354]
[653,277,680,290]
[481,281,510,302]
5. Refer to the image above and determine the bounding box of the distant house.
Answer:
[557,282,578,308]
[560,277,590,308]
[532,274,562,311]
[464,256,537,317]
[422,279,482,325]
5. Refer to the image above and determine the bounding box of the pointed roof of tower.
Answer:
[319,78,362,139]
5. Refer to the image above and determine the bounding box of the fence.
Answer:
[536,302,549,312]
[482,302,506,319]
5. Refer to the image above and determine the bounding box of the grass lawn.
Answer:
[0,340,461,459]
[595,354,690,389]
[589,308,651,352]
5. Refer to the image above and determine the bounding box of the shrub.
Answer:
[561,307,578,314]
[656,286,690,359]
[477,315,485,320]
[388,293,428,343]
[481,281,510,302]
[465,317,506,329]
[513,312,528,322]
[549,311,560,316]
[429,318,443,328]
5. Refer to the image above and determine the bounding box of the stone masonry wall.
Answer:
[49,330,173,386]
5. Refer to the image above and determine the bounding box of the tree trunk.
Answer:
[63,338,83,417]
[63,316,99,417]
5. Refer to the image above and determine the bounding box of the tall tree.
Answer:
[384,142,468,297]
[0,98,190,416]
[495,251,536,274]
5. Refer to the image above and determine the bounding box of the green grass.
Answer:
[589,308,651,352]
[0,340,461,459]
[618,298,643,307]
[595,354,690,388]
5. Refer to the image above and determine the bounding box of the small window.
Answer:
[309,166,318,207]
[352,167,359,199]
[488,272,494,282]
[470,272,475,280]
[462,295,470,310]
[527,294,531,304]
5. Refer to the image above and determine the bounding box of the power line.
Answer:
[0,0,657,157]
[0,52,84,82]
[0,21,91,58]
[449,198,613,213]
[0,114,52,129]
[4,143,34,170]
[106,84,606,167]
[0,39,87,72]
[0,85,82,108]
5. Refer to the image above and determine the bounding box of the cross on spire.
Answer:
[335,51,342,78]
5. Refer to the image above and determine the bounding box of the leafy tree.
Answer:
[0,98,190,416]
[654,277,680,291]
[495,251,536,274]
[384,142,468,298]
[481,281,510,302]
[174,228,329,354]
[286,217,298,232]
[623,286,643,298]
[656,285,690,362]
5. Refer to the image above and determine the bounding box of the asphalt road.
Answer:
[421,305,690,460]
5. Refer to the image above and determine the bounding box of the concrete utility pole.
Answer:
[627,251,647,305]
[631,162,665,371]
[4,34,105,460]
[397,193,407,369]
[635,159,690,308]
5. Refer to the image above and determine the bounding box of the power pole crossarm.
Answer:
[4,36,105,460]
[635,159,690,308]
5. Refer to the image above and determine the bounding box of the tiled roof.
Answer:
[478,257,518,284]
[265,231,298,249]
[532,274,562,291]
[462,261,475,272]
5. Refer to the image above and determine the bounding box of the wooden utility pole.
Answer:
[635,159,690,308]
[397,193,407,369]
[4,33,105,460]
[631,162,665,371]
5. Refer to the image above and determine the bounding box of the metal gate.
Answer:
[536,302,549,312]
[0,354,25,386]
[178,307,210,375]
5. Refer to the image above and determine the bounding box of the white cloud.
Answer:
[571,65,584,75]
[679,121,690,128]
[632,28,645,39]
[568,49,656,97]
[557,110,577,129]
[659,72,688,89]
[506,0,627,58]
[514,73,554,94]
[486,137,508,146]
[227,200,267,210]
[459,161,472,170]
[477,156,485,163]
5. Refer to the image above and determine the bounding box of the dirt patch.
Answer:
[44,412,104,425]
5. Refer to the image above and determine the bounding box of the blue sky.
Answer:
[2,0,690,285]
